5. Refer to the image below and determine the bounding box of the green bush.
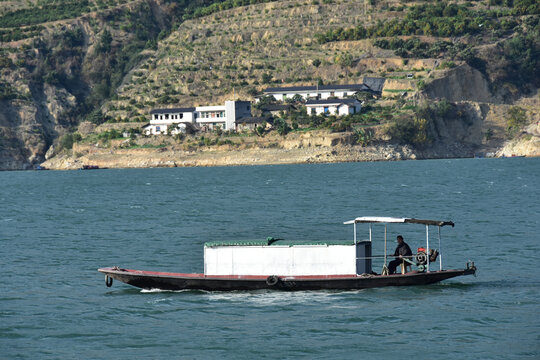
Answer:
[87,109,107,125]
[59,132,82,150]
[261,73,273,84]
[273,118,291,135]
[353,128,373,147]
[506,106,527,137]
[98,129,123,140]
[387,117,430,146]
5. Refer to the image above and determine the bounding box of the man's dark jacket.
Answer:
[394,242,412,257]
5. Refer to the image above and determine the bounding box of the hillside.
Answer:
[0,0,218,169]
[1,0,539,170]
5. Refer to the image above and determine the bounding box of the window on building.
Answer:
[165,114,169,119]
[311,108,316,115]
[180,113,183,119]
[324,107,329,114]
[330,92,335,97]
[156,126,161,132]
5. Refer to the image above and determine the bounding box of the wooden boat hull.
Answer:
[98,266,476,291]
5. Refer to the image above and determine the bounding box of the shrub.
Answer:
[261,73,273,84]
[353,128,373,146]
[87,109,108,125]
[387,117,431,146]
[335,53,354,67]
[59,132,82,150]
[98,129,123,140]
[273,118,291,135]
[506,106,527,137]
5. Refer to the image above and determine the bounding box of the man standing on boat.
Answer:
[388,235,412,274]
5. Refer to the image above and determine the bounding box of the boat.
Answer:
[98,217,476,291]
[79,165,104,170]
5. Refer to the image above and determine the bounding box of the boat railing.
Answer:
[346,217,450,272]
[356,252,438,271]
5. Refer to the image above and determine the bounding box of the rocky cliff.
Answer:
[0,0,179,169]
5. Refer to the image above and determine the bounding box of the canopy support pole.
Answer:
[354,222,357,244]
[438,226,442,271]
[384,224,387,266]
[426,225,430,272]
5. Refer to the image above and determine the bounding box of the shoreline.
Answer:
[38,143,498,171]
[39,142,421,170]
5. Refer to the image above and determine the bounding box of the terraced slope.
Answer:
[105,0,413,119]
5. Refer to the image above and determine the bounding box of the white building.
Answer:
[144,101,252,135]
[144,107,196,135]
[260,78,385,102]
[261,84,368,102]
[305,98,362,116]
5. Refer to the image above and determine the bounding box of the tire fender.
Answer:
[266,275,279,286]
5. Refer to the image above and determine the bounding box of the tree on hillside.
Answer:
[96,29,112,53]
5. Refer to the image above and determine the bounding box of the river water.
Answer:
[1,158,539,359]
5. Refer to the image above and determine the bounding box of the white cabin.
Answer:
[204,238,372,276]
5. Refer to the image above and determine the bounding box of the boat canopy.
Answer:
[343,217,454,227]
[205,238,354,248]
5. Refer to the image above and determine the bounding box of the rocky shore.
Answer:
[41,144,420,170]
[39,119,540,170]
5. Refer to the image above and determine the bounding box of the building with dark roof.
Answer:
[261,79,386,102]
[363,77,386,94]
[235,116,272,131]
[261,83,370,102]
[259,104,294,116]
[145,101,252,135]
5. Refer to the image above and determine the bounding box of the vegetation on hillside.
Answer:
[0,1,91,28]
[315,1,538,43]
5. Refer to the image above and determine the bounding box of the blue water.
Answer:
[1,158,539,359]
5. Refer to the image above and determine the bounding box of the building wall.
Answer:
[204,244,357,276]
[143,123,188,135]
[306,103,360,116]
[149,101,252,133]
[151,112,194,124]
[267,90,357,102]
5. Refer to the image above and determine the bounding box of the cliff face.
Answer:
[0,83,78,169]
[422,63,539,157]
[425,65,494,104]
[0,0,172,169]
